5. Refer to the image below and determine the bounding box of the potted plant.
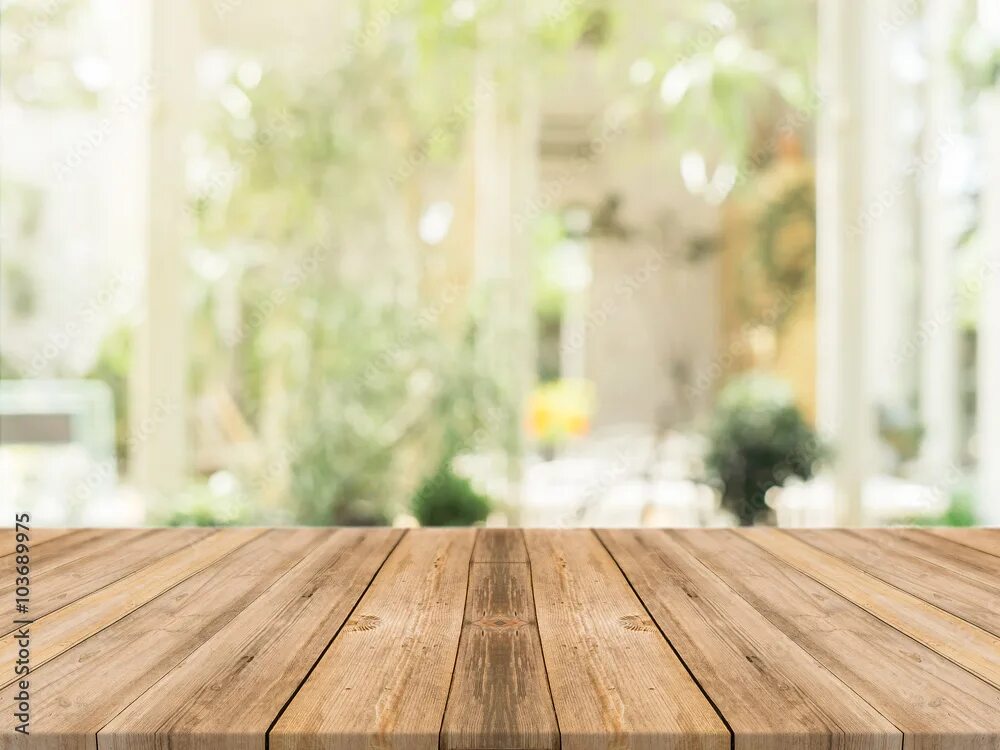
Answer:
[411,460,492,527]
[705,374,827,526]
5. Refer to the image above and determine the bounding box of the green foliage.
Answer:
[183,0,820,529]
[86,326,132,465]
[953,6,1000,93]
[900,487,978,528]
[705,374,827,526]
[279,286,509,525]
[411,460,492,526]
[618,0,817,169]
[186,17,521,525]
[159,474,260,527]
[0,0,99,110]
[163,506,240,528]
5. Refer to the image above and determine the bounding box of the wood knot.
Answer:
[473,615,528,631]
[344,614,381,632]
[619,615,655,632]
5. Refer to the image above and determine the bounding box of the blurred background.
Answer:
[1,0,998,529]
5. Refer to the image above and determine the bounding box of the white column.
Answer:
[472,19,539,514]
[978,90,1000,525]
[129,0,196,508]
[918,0,962,479]
[863,0,910,422]
[816,0,872,525]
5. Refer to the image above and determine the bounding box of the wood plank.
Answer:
[790,529,1000,637]
[1,527,213,633]
[100,528,403,750]
[472,528,528,562]
[599,529,898,750]
[0,527,265,687]
[0,528,146,594]
[675,529,1000,750]
[441,531,558,749]
[878,528,1000,590]
[0,528,73,556]
[270,528,475,750]
[924,528,1000,559]
[527,529,730,750]
[744,528,1000,689]
[0,528,323,750]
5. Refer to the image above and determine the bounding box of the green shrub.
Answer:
[159,474,258,527]
[411,461,491,527]
[705,374,827,526]
[900,487,977,527]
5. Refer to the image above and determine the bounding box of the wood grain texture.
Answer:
[885,529,1000,588]
[526,529,730,750]
[925,528,1000,558]
[744,528,1000,689]
[473,528,529,563]
[441,534,559,749]
[270,529,476,750]
[0,528,146,599]
[0,527,72,555]
[0,527,265,688]
[791,529,1000,637]
[1,527,212,633]
[0,529,323,750]
[1,527,998,749]
[100,528,403,750]
[676,529,1000,750]
[599,529,899,750]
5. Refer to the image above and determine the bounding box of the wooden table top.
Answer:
[1,527,999,750]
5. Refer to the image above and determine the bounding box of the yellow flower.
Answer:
[526,379,595,442]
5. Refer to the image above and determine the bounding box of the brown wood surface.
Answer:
[871,528,1000,590]
[0,529,72,555]
[0,527,998,750]
[1,527,213,633]
[442,531,558,750]
[748,528,1000,689]
[472,528,529,563]
[527,529,729,750]
[0,527,265,688]
[100,528,403,750]
[0,528,147,600]
[599,529,898,750]
[690,530,1000,750]
[791,528,1000,637]
[925,528,1000,558]
[0,529,323,750]
[270,528,476,750]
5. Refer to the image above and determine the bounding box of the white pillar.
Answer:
[863,0,910,422]
[129,0,196,508]
[472,21,538,514]
[816,0,872,525]
[978,90,1000,526]
[918,0,962,478]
